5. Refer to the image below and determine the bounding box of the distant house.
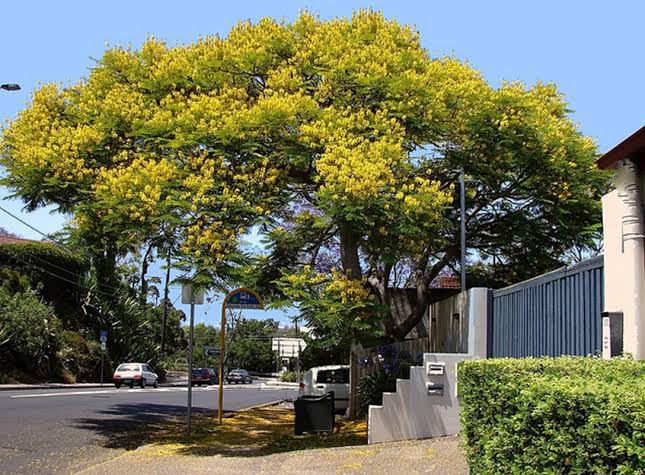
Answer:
[0,235,37,245]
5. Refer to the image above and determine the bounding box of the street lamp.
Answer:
[1,83,21,91]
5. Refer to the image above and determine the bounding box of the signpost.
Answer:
[204,346,221,357]
[218,288,264,424]
[182,283,204,435]
[99,331,108,386]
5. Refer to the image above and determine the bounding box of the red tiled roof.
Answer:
[436,275,461,289]
[0,235,37,245]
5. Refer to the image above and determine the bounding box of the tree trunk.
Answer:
[384,248,459,341]
[339,225,362,280]
[94,247,117,297]
[139,242,153,305]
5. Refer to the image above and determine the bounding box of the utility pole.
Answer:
[186,299,195,434]
[182,282,203,436]
[160,252,171,357]
[460,170,467,292]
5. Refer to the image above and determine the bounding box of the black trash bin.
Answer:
[294,391,335,435]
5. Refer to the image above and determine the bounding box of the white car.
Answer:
[299,365,350,410]
[113,363,158,389]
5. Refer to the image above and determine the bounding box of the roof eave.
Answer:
[597,126,645,170]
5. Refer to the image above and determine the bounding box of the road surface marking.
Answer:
[8,385,291,398]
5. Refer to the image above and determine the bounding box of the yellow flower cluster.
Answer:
[325,269,371,305]
[93,157,177,222]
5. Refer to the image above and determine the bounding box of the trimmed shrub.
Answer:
[57,330,109,382]
[0,286,60,377]
[458,357,645,474]
[279,371,303,382]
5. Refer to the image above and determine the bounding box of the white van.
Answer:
[299,365,350,410]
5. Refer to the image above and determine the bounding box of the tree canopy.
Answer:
[1,11,608,345]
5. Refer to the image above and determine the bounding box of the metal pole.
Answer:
[100,350,104,386]
[295,318,300,382]
[460,170,466,292]
[187,300,195,435]
[218,299,227,424]
[277,340,281,373]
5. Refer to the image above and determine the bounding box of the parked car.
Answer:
[113,363,158,389]
[225,369,253,384]
[299,365,350,410]
[192,367,217,386]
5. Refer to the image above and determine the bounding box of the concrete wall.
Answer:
[602,160,645,359]
[368,288,489,444]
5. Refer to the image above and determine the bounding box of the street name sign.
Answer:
[226,289,263,309]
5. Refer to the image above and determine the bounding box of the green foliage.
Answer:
[0,241,89,328]
[458,357,645,474]
[227,318,278,373]
[0,267,30,294]
[300,341,349,369]
[274,267,383,350]
[56,330,108,382]
[91,294,184,367]
[188,323,219,369]
[279,371,303,382]
[0,286,60,377]
[356,370,397,417]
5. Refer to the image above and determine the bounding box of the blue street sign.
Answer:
[100,330,108,342]
[226,289,263,309]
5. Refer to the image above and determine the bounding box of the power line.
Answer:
[0,253,121,299]
[0,204,171,295]
[0,205,74,253]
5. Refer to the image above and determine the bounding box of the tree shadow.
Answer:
[148,407,368,458]
[71,403,223,450]
[72,404,367,458]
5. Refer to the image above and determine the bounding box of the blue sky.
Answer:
[1,0,643,324]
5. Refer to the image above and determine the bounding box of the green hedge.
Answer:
[458,357,645,474]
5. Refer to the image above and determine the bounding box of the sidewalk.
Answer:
[75,403,467,474]
[80,436,467,474]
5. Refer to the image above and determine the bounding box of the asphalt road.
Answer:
[0,383,297,474]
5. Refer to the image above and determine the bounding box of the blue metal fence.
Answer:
[490,256,604,358]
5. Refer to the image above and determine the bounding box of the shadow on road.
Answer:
[72,403,219,450]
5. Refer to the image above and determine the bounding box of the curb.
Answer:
[261,382,299,389]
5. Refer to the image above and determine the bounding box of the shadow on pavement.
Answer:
[71,403,219,450]
[147,407,367,458]
[72,404,366,458]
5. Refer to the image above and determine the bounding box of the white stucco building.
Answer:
[598,126,645,360]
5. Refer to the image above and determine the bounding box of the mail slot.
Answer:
[426,361,445,376]
[426,382,443,396]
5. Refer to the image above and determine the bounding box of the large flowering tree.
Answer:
[1,11,607,343]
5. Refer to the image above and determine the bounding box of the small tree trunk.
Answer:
[160,252,171,357]
[339,225,362,280]
[139,242,153,305]
[94,247,117,296]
